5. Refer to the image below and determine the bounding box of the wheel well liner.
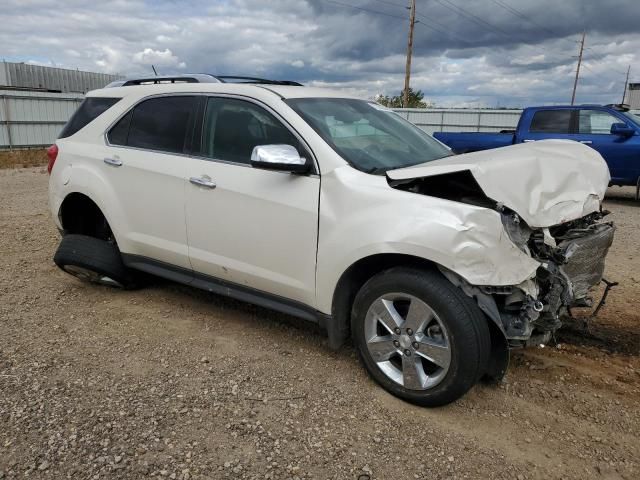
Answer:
[59,193,113,241]
[330,254,436,346]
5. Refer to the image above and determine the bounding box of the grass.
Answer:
[0,149,48,169]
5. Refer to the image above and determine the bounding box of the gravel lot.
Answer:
[1,167,639,480]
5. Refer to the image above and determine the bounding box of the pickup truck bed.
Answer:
[433,131,514,153]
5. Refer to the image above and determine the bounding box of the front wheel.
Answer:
[351,267,490,407]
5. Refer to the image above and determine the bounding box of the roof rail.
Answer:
[104,73,304,88]
[215,76,303,86]
[110,74,221,88]
[605,103,630,112]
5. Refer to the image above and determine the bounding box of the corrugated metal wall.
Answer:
[393,108,523,134]
[0,62,122,94]
[0,90,83,149]
[626,83,640,109]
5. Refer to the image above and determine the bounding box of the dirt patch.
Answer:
[0,149,47,169]
[0,170,638,480]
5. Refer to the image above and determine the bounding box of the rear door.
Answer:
[574,109,638,183]
[103,95,198,269]
[520,109,575,143]
[184,96,319,306]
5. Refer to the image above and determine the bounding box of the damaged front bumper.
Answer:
[448,211,616,347]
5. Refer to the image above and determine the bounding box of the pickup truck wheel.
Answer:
[351,267,490,407]
[54,234,136,289]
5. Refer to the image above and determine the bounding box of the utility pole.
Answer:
[622,65,631,104]
[403,0,416,108]
[570,31,585,105]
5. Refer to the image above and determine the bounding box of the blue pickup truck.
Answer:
[433,104,640,192]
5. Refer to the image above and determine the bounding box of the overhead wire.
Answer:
[319,0,629,90]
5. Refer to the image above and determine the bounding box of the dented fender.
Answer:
[315,166,540,314]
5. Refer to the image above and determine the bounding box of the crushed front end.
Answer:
[494,209,615,346]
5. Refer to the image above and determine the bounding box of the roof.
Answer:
[87,82,361,101]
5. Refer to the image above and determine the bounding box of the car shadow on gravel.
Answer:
[556,316,640,356]
[605,191,639,206]
[143,275,353,354]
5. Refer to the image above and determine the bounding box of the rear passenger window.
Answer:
[201,97,301,164]
[109,96,197,154]
[59,97,121,139]
[529,110,572,134]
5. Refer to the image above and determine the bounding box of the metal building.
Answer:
[625,83,640,109]
[1,62,122,149]
[0,61,122,94]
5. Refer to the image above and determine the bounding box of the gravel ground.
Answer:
[1,168,639,480]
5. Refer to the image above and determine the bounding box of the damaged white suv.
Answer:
[48,75,615,406]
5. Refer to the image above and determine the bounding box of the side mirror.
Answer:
[250,144,310,173]
[610,123,635,137]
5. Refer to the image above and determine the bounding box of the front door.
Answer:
[575,109,639,184]
[185,96,319,306]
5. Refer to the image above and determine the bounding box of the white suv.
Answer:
[48,75,615,406]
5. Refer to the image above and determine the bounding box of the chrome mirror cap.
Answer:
[250,144,309,173]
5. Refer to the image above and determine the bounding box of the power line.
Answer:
[433,0,511,38]
[320,0,407,20]
[489,0,562,39]
[320,0,629,90]
[435,0,563,56]
[319,0,473,43]
[369,0,407,8]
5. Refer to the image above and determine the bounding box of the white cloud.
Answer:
[132,48,186,69]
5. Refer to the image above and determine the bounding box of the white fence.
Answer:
[0,90,83,149]
[393,108,522,135]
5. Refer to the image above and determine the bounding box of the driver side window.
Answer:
[201,97,302,164]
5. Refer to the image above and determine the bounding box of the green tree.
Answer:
[376,88,430,108]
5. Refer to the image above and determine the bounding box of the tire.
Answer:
[53,234,137,289]
[351,267,490,407]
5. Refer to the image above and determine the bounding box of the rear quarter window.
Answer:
[58,97,121,139]
[529,110,572,134]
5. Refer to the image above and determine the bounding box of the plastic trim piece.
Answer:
[120,254,343,348]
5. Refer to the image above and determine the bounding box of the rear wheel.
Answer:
[54,234,137,289]
[351,267,490,407]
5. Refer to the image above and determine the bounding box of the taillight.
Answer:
[47,144,58,175]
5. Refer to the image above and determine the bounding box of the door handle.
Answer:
[189,176,216,189]
[104,157,123,167]
[579,140,593,144]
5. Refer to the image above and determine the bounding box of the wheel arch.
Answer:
[329,253,437,348]
[58,192,116,242]
[328,253,509,381]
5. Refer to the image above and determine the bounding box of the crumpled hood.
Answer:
[387,140,610,227]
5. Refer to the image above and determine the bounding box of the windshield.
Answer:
[620,111,640,126]
[286,98,452,173]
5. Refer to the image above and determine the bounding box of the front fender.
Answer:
[315,166,540,314]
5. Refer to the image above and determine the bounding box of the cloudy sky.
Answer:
[1,0,638,107]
